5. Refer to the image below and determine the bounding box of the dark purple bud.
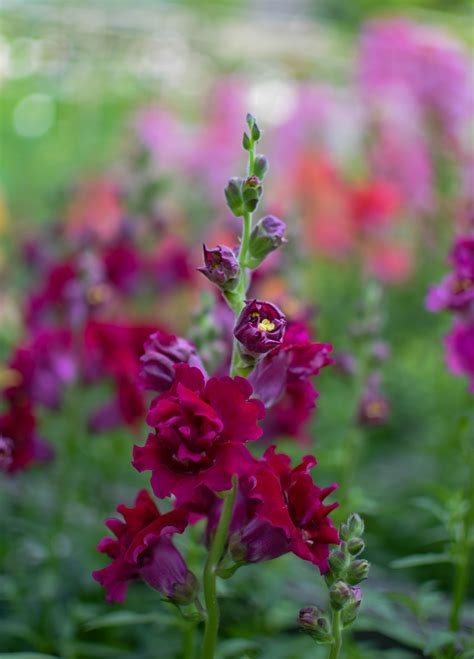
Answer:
[234,299,286,356]
[248,215,287,266]
[229,518,290,563]
[298,607,332,643]
[140,331,205,393]
[139,537,198,605]
[198,244,240,291]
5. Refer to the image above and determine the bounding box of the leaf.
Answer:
[217,638,260,658]
[390,553,452,569]
[0,655,59,659]
[423,630,457,655]
[83,610,173,631]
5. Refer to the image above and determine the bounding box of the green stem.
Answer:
[181,622,196,659]
[449,453,474,635]
[228,139,256,377]
[328,609,342,659]
[201,478,238,659]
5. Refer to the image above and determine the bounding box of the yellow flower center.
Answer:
[258,318,276,332]
[452,278,472,294]
[0,367,22,388]
[87,284,110,305]
[365,401,386,418]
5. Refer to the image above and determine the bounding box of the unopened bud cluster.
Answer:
[198,113,288,376]
[299,513,368,645]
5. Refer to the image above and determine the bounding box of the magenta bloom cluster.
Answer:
[427,233,474,392]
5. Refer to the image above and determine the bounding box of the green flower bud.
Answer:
[254,154,269,180]
[242,176,263,213]
[242,132,251,151]
[341,513,365,541]
[341,587,362,628]
[248,215,287,266]
[246,113,261,142]
[346,559,370,585]
[347,537,365,557]
[224,177,245,217]
[329,581,352,611]
[298,607,333,644]
[328,549,348,576]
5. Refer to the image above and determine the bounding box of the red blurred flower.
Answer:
[133,365,265,500]
[445,320,474,393]
[0,401,53,474]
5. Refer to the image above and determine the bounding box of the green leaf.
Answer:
[0,655,59,659]
[423,630,457,655]
[83,610,173,631]
[390,553,452,569]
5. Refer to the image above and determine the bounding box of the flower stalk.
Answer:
[202,477,238,659]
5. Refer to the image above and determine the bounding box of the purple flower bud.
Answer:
[248,215,287,266]
[198,244,240,291]
[298,607,332,643]
[229,518,290,563]
[329,580,352,610]
[234,299,287,356]
[139,537,198,605]
[140,331,205,393]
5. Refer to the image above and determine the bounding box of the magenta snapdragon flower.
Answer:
[133,365,265,501]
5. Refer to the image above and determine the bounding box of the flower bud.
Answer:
[346,559,370,585]
[198,244,240,291]
[234,299,286,356]
[242,176,263,213]
[347,537,365,556]
[139,538,198,605]
[242,132,251,151]
[248,215,287,266]
[140,331,204,393]
[298,607,332,643]
[254,154,269,180]
[246,113,261,142]
[341,587,362,627]
[329,580,352,610]
[224,177,245,217]
[328,548,348,575]
[340,513,364,541]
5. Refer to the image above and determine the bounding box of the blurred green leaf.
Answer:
[83,610,173,631]
[423,630,457,655]
[390,553,452,569]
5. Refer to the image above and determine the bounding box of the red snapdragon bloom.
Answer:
[93,490,196,604]
[133,365,265,500]
[251,447,340,573]
[0,401,53,474]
